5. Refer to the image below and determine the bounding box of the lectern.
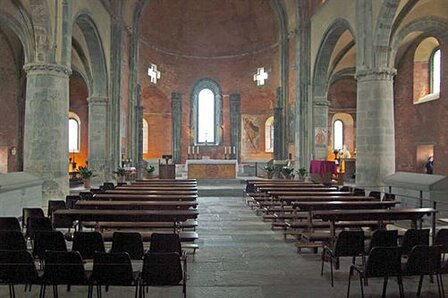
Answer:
[159,155,175,179]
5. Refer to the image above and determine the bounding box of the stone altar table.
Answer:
[186,159,238,179]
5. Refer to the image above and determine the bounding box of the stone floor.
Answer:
[0,195,445,297]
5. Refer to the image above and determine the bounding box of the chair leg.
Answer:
[53,285,58,298]
[417,275,424,296]
[440,274,445,298]
[382,276,388,298]
[330,257,334,287]
[346,267,353,298]
[8,284,14,298]
[183,279,187,298]
[134,284,138,298]
[397,275,405,298]
[436,274,442,298]
[320,249,325,276]
[359,273,364,298]
[41,284,46,298]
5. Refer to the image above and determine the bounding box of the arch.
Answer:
[413,37,440,103]
[0,11,33,64]
[313,18,355,98]
[190,79,222,145]
[73,13,108,96]
[373,0,400,67]
[390,16,448,68]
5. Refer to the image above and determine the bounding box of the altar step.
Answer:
[197,179,245,197]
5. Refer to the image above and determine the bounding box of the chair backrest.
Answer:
[368,191,381,200]
[90,188,104,194]
[383,193,396,201]
[22,208,45,228]
[33,231,67,259]
[0,217,21,231]
[0,230,27,250]
[435,228,448,253]
[42,250,87,284]
[339,186,350,192]
[365,246,402,278]
[26,217,53,240]
[65,195,80,209]
[47,200,67,218]
[91,252,135,286]
[141,252,183,285]
[403,245,441,275]
[72,231,105,259]
[111,232,144,260]
[334,230,365,257]
[353,188,365,196]
[102,182,115,190]
[79,192,94,200]
[149,233,182,255]
[0,250,40,283]
[368,229,398,253]
[400,229,430,255]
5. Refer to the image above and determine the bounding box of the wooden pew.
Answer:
[105,190,197,195]
[93,193,198,201]
[75,200,198,210]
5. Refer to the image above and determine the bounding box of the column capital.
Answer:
[171,92,182,102]
[87,96,109,105]
[355,67,397,81]
[23,63,72,77]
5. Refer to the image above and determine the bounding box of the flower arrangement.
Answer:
[282,166,294,176]
[262,165,275,173]
[296,167,307,178]
[146,165,155,174]
[114,167,127,177]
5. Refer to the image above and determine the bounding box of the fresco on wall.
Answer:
[242,115,260,153]
[314,127,327,146]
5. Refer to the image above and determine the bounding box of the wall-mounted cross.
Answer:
[253,67,268,86]
[147,63,161,84]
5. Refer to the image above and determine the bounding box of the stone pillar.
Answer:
[229,94,241,161]
[23,63,71,206]
[312,94,329,160]
[171,92,182,163]
[274,87,286,160]
[355,68,396,187]
[137,104,145,179]
[88,96,109,183]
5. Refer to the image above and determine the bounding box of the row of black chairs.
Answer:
[0,249,185,298]
[320,229,448,297]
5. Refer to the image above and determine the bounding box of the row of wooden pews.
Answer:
[245,179,436,253]
[53,179,200,253]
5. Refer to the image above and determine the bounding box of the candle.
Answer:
[232,146,235,154]
[188,146,191,155]
[224,146,227,154]
[197,146,199,154]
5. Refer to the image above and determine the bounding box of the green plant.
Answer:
[146,165,155,174]
[282,166,294,176]
[296,167,307,178]
[262,165,275,172]
[78,166,94,179]
[114,167,127,177]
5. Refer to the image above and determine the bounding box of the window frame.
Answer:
[68,115,80,153]
[142,118,149,154]
[430,47,441,95]
[333,119,344,151]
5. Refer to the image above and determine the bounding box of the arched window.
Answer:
[142,118,149,154]
[333,120,343,151]
[190,79,222,145]
[265,116,274,152]
[430,48,441,95]
[68,117,80,152]
[197,89,215,143]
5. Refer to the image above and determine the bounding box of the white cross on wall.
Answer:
[254,67,268,86]
[147,63,161,84]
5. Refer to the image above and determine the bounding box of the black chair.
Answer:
[347,246,404,298]
[367,230,398,253]
[41,250,91,298]
[435,229,448,262]
[90,252,139,298]
[0,230,27,250]
[72,231,105,260]
[339,186,350,192]
[22,208,45,231]
[26,217,53,241]
[47,200,66,219]
[79,192,94,200]
[149,233,187,273]
[110,232,144,260]
[368,191,381,200]
[90,188,104,194]
[402,245,443,297]
[0,250,43,298]
[102,182,115,190]
[0,217,21,231]
[140,252,186,298]
[321,230,365,287]
[383,193,396,201]
[65,195,80,209]
[400,228,430,255]
[33,231,67,261]
[353,188,365,196]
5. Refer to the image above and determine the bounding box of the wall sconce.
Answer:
[10,146,16,156]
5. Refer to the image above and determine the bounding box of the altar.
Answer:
[186,159,238,179]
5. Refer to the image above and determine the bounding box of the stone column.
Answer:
[137,104,145,179]
[229,94,241,161]
[312,94,329,160]
[355,68,396,187]
[23,63,71,206]
[171,92,182,163]
[274,87,286,160]
[88,96,109,183]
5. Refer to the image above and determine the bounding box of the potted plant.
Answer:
[145,165,155,179]
[78,166,94,189]
[262,165,275,179]
[282,166,294,180]
[114,167,127,183]
[296,167,307,181]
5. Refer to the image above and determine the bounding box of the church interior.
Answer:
[0,0,448,297]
